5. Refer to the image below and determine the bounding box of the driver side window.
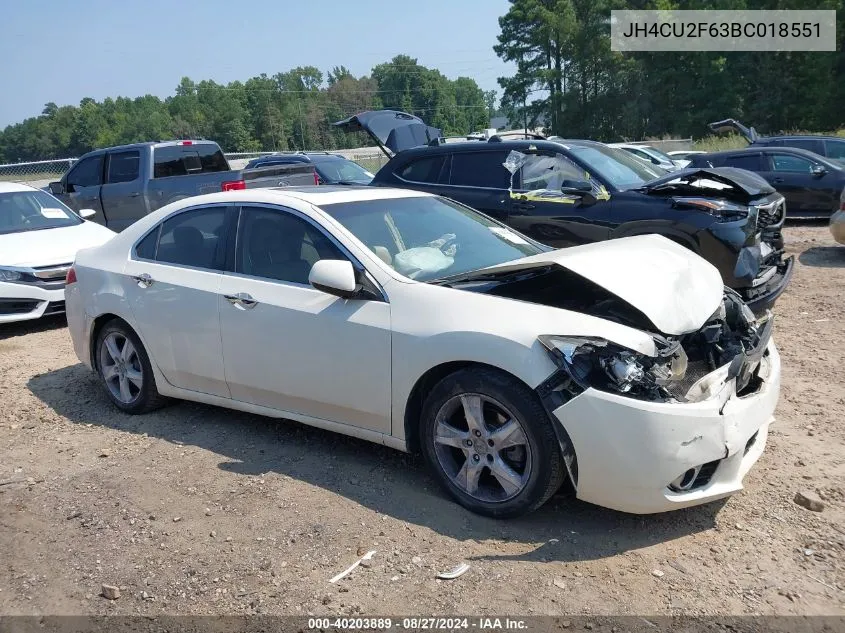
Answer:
[67,156,103,188]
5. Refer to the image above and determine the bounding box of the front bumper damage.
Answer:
[536,289,780,514]
[547,342,778,514]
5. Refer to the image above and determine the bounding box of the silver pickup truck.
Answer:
[49,140,317,232]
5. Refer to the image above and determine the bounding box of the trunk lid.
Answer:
[333,110,442,157]
[475,234,724,336]
[708,118,758,143]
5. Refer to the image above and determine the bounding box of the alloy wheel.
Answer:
[99,332,143,404]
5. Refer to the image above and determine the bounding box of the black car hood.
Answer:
[333,110,442,156]
[636,167,776,202]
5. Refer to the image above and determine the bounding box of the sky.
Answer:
[0,0,515,128]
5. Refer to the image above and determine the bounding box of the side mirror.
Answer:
[811,165,826,177]
[78,208,97,219]
[49,181,64,195]
[560,179,593,194]
[309,260,359,299]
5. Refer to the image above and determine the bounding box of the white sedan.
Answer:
[0,182,114,324]
[65,187,780,517]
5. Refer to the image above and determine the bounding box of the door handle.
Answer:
[132,273,153,288]
[224,292,258,310]
[128,192,141,198]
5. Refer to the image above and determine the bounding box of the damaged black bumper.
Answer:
[740,255,795,316]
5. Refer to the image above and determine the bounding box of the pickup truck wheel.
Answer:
[420,367,566,518]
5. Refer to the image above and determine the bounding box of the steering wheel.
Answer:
[437,234,458,255]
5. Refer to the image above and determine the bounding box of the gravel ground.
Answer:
[0,224,842,617]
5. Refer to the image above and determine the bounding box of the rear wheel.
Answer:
[95,320,167,414]
[420,367,566,518]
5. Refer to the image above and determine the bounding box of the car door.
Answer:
[101,149,146,232]
[123,203,232,397]
[62,155,104,218]
[505,150,612,248]
[761,153,835,216]
[441,150,513,222]
[218,204,391,433]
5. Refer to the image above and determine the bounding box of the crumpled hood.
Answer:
[478,234,724,335]
[639,166,776,200]
[0,221,115,267]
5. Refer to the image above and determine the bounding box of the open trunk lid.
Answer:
[708,118,758,143]
[475,234,724,336]
[333,110,442,157]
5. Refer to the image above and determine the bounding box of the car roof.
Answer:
[694,146,825,159]
[393,138,595,158]
[759,135,842,142]
[0,181,38,193]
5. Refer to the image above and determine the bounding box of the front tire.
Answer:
[420,367,566,518]
[95,320,167,414]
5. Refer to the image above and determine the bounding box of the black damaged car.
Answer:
[334,110,794,315]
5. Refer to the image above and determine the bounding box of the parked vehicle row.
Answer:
[334,110,793,316]
[65,187,780,518]
[709,118,845,164]
[48,140,318,232]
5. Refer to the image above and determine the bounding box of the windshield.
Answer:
[0,189,82,235]
[568,144,665,190]
[314,158,374,184]
[320,196,545,282]
[641,146,674,163]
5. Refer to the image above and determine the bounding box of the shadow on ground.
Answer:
[799,246,845,268]
[27,363,725,563]
[0,314,66,341]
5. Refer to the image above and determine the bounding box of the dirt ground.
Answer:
[1,224,843,618]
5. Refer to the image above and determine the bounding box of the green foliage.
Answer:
[0,56,491,162]
[495,0,845,141]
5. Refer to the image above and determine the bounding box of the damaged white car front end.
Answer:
[531,277,778,514]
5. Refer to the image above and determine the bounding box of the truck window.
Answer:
[153,144,229,178]
[106,151,140,184]
[67,156,103,188]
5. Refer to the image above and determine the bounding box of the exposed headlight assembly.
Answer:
[672,197,749,221]
[538,335,687,401]
[0,268,23,282]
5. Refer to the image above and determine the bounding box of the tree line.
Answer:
[495,0,845,140]
[0,56,495,163]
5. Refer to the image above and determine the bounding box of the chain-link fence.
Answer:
[0,150,389,189]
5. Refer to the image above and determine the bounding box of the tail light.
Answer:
[177,140,193,146]
[66,266,77,285]
[222,179,246,192]
[313,170,320,186]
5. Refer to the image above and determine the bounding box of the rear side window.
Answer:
[449,151,511,188]
[725,154,763,171]
[153,144,229,178]
[780,138,824,155]
[67,155,103,188]
[149,207,228,269]
[106,151,140,184]
[398,156,446,183]
[824,140,845,161]
[135,228,158,259]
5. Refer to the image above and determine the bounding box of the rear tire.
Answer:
[420,367,566,518]
[95,320,167,414]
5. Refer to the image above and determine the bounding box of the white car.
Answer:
[65,187,780,517]
[0,182,114,324]
[668,150,707,168]
[609,143,683,171]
